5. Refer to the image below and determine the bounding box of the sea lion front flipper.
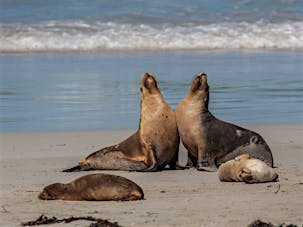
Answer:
[197,164,217,172]
[239,168,254,183]
[196,153,217,172]
[196,146,217,172]
[139,162,158,172]
[138,143,158,172]
[185,152,196,168]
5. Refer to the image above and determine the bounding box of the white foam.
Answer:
[0,20,302,52]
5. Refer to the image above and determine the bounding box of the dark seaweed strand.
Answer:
[247,219,299,227]
[21,214,122,227]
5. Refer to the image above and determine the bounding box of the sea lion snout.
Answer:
[272,172,279,182]
[38,189,55,200]
[191,72,209,92]
[141,73,158,92]
[196,72,207,79]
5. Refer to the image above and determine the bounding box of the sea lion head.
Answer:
[38,183,67,200]
[140,73,160,95]
[189,72,209,109]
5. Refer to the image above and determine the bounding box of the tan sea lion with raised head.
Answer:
[218,154,278,183]
[176,72,273,171]
[39,173,144,201]
[63,73,179,172]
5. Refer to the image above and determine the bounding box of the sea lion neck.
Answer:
[185,90,209,114]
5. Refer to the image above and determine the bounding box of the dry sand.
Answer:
[0,125,302,227]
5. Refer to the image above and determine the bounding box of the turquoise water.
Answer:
[0,51,302,132]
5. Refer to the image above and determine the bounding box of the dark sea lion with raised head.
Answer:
[39,173,144,201]
[63,73,179,172]
[218,154,278,183]
[176,72,273,171]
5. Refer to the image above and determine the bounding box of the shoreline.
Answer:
[1,125,302,226]
[1,48,302,56]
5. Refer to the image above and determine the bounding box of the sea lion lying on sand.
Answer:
[39,173,144,201]
[218,154,278,183]
[176,72,274,171]
[63,73,180,172]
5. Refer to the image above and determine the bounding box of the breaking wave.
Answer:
[1,20,302,53]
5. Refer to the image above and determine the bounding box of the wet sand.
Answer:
[0,125,302,226]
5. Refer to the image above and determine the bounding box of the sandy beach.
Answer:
[0,125,302,226]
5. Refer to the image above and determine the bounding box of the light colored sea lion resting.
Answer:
[218,154,278,183]
[176,72,273,171]
[63,73,179,172]
[38,173,144,201]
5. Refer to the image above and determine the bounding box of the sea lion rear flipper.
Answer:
[62,163,91,172]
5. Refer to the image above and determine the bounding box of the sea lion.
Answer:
[175,72,273,171]
[217,154,278,183]
[63,73,179,172]
[38,173,144,201]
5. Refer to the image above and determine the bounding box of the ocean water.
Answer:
[0,51,302,132]
[0,1,302,132]
[0,0,302,52]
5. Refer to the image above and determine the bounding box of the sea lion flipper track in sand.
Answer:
[176,72,274,171]
[62,73,180,172]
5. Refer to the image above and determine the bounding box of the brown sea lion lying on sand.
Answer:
[39,173,144,201]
